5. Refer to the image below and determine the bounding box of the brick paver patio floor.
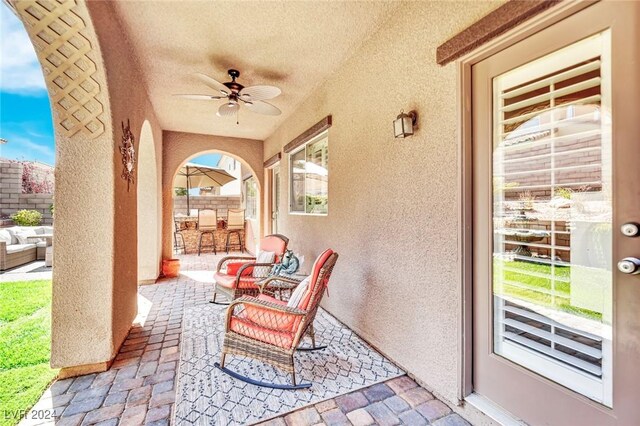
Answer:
[21,253,470,426]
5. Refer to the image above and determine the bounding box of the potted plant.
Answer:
[162,258,181,278]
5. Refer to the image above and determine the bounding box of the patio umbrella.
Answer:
[174,162,235,213]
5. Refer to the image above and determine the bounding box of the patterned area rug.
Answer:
[175,304,404,425]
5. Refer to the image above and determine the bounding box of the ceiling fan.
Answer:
[174,69,282,120]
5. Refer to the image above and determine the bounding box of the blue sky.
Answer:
[190,153,221,168]
[0,4,55,165]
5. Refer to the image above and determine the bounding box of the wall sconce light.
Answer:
[393,110,417,138]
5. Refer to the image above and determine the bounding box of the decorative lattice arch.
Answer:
[11,0,105,139]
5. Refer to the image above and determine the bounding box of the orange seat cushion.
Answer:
[257,294,287,306]
[226,262,254,276]
[230,316,294,349]
[298,249,334,310]
[260,236,287,261]
[214,272,260,289]
[243,294,297,331]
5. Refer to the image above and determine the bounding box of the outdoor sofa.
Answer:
[0,226,53,271]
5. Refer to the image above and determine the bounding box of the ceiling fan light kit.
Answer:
[174,69,282,124]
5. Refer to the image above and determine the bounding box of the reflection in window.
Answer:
[244,177,258,219]
[289,133,328,215]
[491,35,613,405]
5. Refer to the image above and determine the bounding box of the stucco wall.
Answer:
[263,0,502,403]
[162,131,263,260]
[87,1,164,363]
[13,0,121,369]
[138,121,162,283]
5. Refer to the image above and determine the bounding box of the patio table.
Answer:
[26,233,53,246]
[259,273,307,300]
[26,234,54,267]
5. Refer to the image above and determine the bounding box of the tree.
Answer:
[21,161,54,194]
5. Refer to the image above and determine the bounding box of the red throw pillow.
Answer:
[226,262,254,276]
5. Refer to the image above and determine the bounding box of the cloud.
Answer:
[0,136,55,164]
[0,124,55,165]
[0,4,47,95]
[15,137,53,157]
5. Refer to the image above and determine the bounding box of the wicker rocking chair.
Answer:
[215,249,339,389]
[211,234,289,305]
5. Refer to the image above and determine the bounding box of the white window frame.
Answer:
[288,131,329,216]
[243,176,258,220]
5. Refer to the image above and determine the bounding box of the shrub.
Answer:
[11,210,43,226]
[175,187,188,196]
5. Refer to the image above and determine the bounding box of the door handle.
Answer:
[617,257,640,275]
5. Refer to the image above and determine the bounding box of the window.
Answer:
[244,176,258,219]
[490,35,611,404]
[289,132,328,215]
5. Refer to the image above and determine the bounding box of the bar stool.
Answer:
[173,218,186,254]
[225,209,245,253]
[198,209,218,255]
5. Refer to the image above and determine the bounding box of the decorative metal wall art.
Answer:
[120,120,136,191]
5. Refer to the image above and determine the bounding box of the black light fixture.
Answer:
[393,110,417,138]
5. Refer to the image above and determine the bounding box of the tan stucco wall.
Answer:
[162,131,264,260]
[138,120,162,282]
[88,0,164,358]
[263,0,502,403]
[48,0,115,367]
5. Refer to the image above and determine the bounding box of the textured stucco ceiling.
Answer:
[110,1,400,141]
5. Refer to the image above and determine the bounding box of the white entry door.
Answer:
[472,2,640,424]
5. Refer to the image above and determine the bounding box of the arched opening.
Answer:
[171,150,261,256]
[137,120,160,282]
[0,3,58,416]
[8,0,162,380]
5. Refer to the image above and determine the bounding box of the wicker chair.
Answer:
[211,234,289,304]
[197,209,217,255]
[215,249,339,389]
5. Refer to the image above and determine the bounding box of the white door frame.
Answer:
[269,164,281,234]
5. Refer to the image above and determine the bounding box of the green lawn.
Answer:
[494,259,603,321]
[0,280,58,426]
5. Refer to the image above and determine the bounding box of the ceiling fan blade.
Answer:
[239,85,281,101]
[173,94,226,100]
[244,100,281,116]
[217,102,239,117]
[194,73,229,95]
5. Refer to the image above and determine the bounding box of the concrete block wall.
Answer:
[502,135,602,194]
[0,161,22,194]
[172,195,241,218]
[0,160,54,225]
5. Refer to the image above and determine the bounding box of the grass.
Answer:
[494,258,603,321]
[0,280,52,323]
[0,280,57,426]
